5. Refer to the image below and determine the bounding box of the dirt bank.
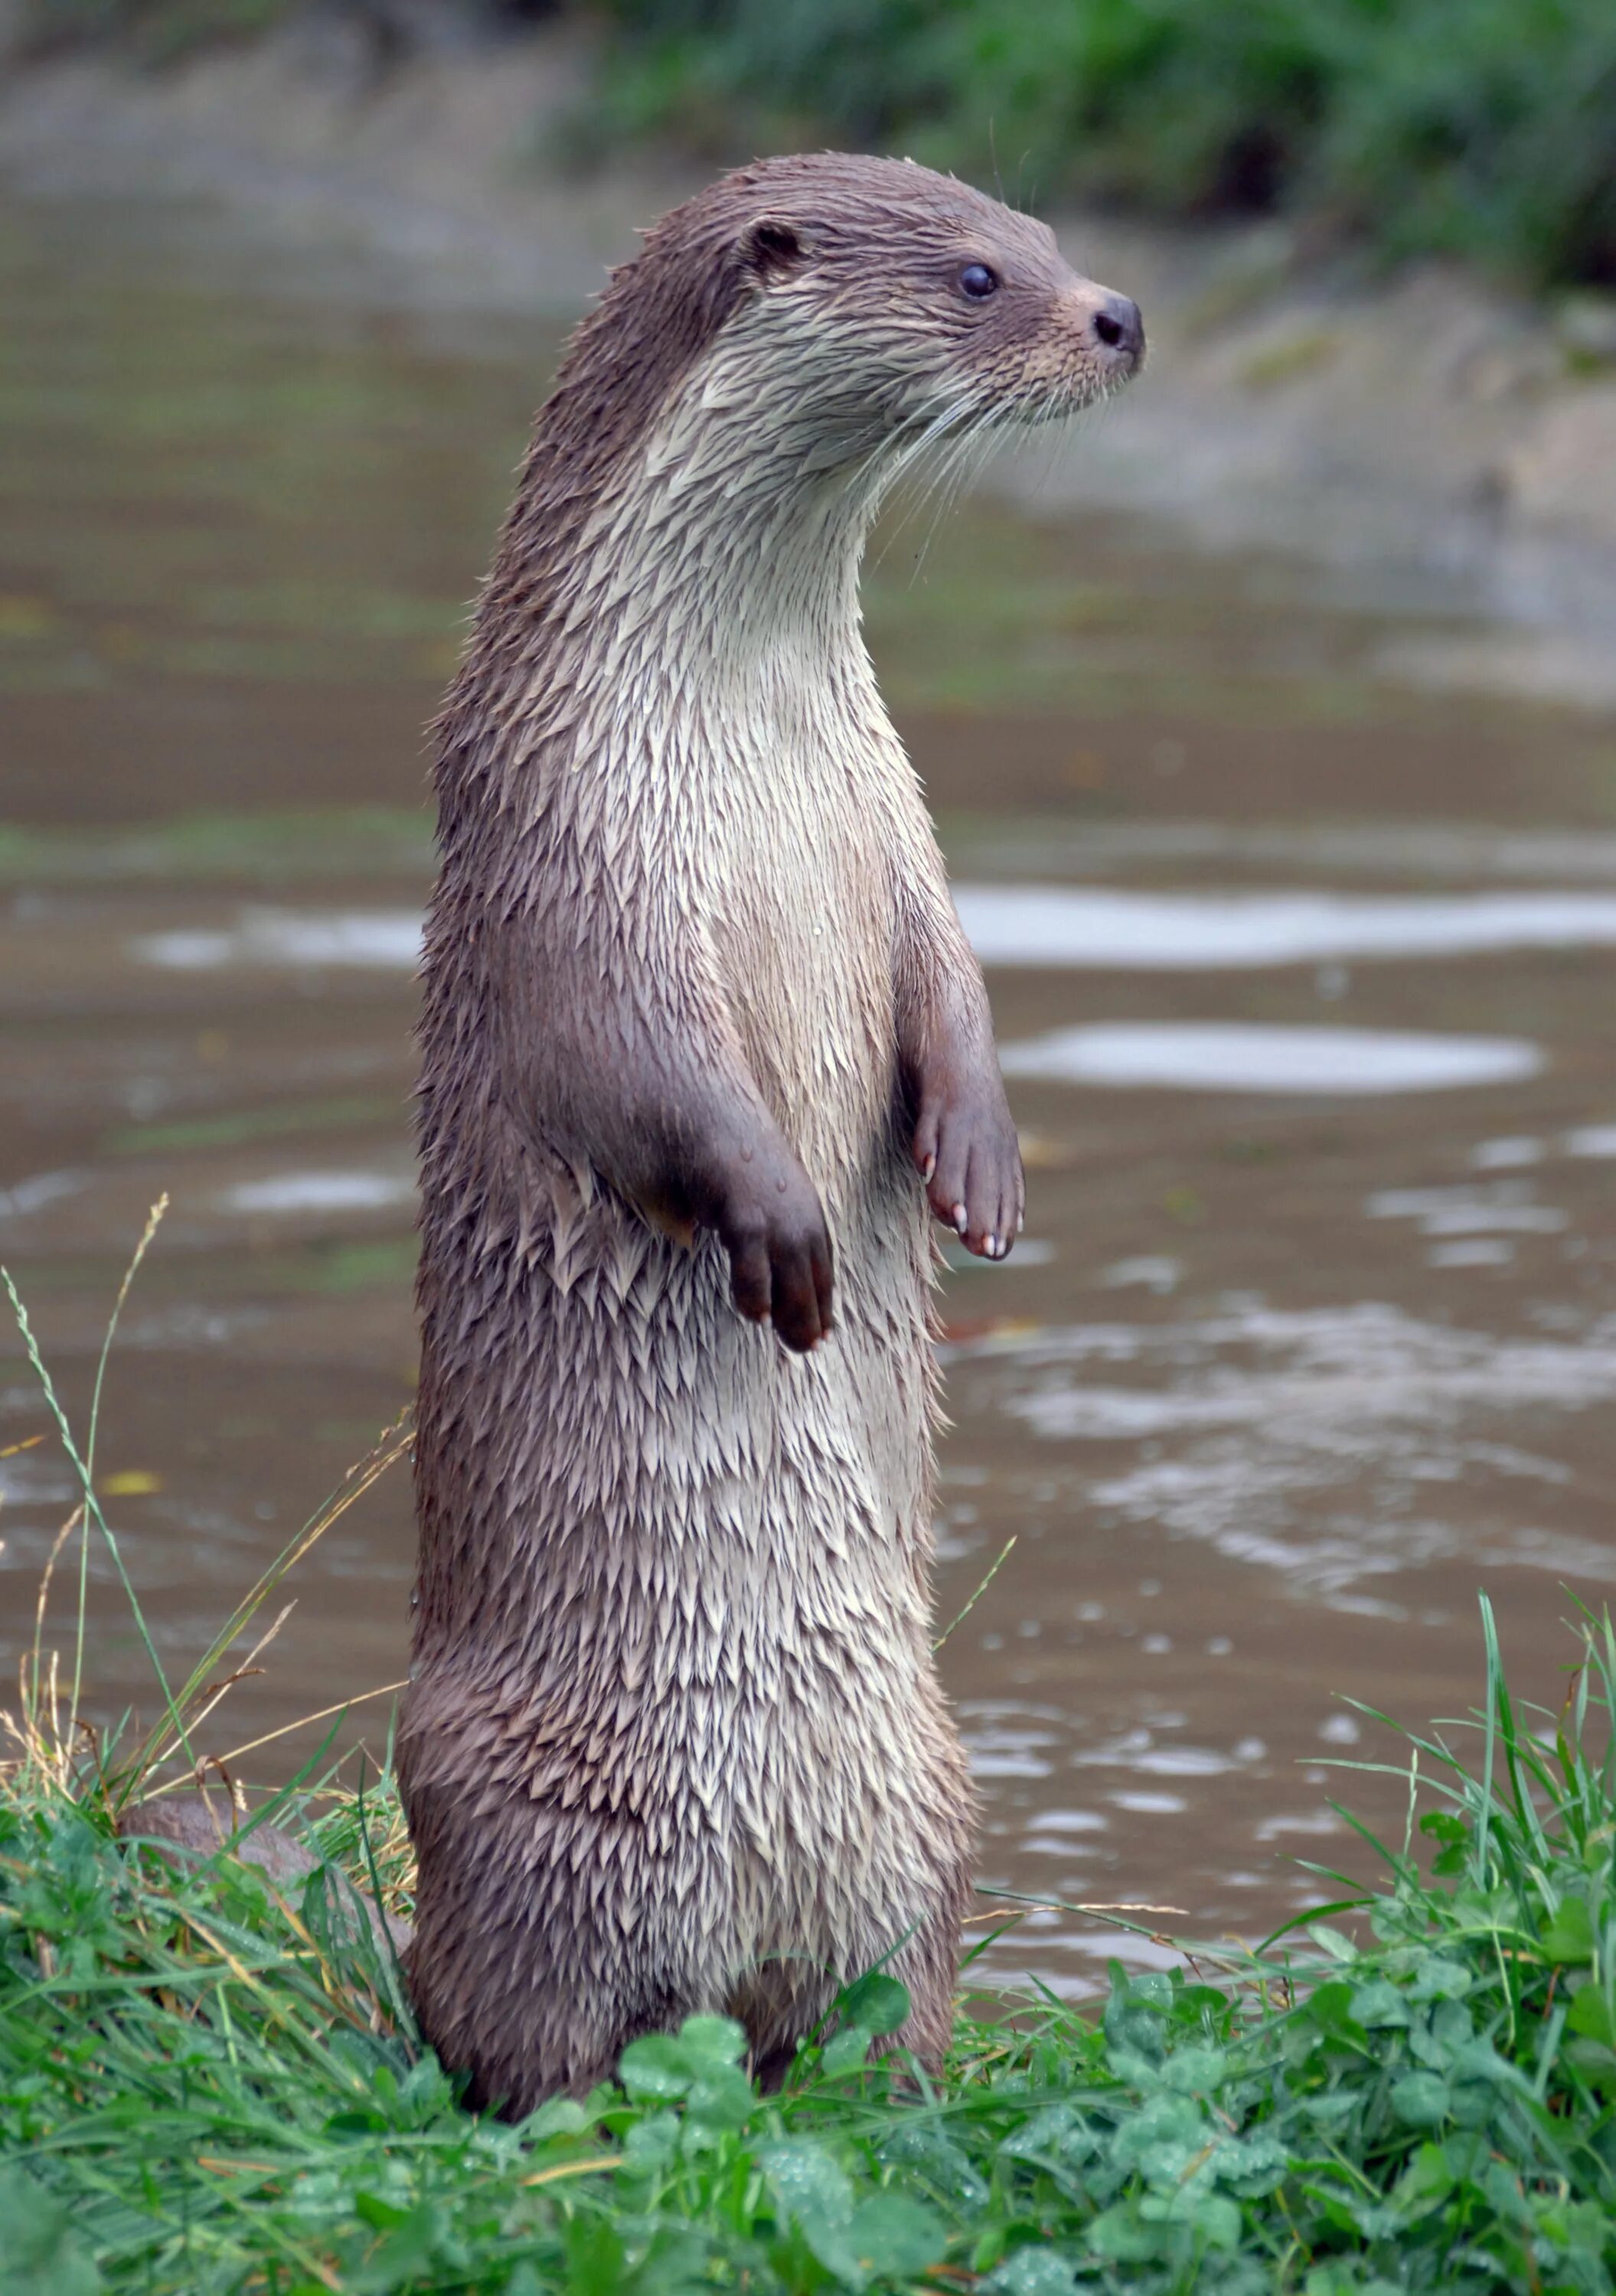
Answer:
[5,21,1614,708]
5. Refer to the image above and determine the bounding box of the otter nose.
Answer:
[1091,293,1144,369]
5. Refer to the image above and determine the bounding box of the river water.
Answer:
[3,194,1615,1996]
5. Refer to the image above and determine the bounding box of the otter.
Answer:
[400,152,1142,2113]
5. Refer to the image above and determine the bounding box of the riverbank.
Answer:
[6,1585,1616,2293]
[4,23,1616,712]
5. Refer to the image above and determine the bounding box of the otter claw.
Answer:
[952,1204,968,1235]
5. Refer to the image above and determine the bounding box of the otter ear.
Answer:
[739,216,812,281]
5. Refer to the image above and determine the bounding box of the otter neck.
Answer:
[566,314,911,680]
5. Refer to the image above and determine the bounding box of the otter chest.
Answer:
[685,668,903,1173]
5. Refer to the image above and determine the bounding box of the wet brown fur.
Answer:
[401,154,1141,2114]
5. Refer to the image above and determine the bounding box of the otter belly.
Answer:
[403,1131,971,2103]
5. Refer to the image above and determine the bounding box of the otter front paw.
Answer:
[912,1075,1024,1262]
[717,1158,835,1353]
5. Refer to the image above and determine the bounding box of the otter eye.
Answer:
[958,262,999,301]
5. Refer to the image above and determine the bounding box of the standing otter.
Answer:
[402,152,1142,2113]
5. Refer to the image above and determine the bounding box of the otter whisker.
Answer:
[887,393,988,492]
[867,392,994,567]
[906,413,1006,579]
[848,406,954,536]
[886,409,981,529]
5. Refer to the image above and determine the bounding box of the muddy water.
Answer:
[4,195,1616,1996]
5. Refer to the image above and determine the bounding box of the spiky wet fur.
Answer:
[402,154,1136,2115]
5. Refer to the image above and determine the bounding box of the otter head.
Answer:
[717,152,1143,468]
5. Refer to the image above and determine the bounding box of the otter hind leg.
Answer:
[728,1954,837,2092]
[890,1863,974,2076]
[424,1958,690,2118]
[730,1844,974,2093]
[403,1762,730,2117]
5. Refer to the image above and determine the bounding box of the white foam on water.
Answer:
[130,887,1616,980]
[0,1169,87,1221]
[1366,1186,1567,1234]
[959,1705,1062,1782]
[997,1302,1616,1440]
[1420,1206,1565,1233]
[1255,1810,1343,1843]
[1085,1746,1236,1779]
[999,1022,1542,1095]
[134,910,423,971]
[955,883,1616,969]
[223,1170,416,1215]
[1471,1136,1544,1169]
[1102,1255,1181,1293]
[1428,1239,1516,1268]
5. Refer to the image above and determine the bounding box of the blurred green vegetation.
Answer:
[14,0,1616,287]
[18,0,295,65]
[586,0,1616,286]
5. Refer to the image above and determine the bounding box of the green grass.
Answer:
[6,1251,1616,2291]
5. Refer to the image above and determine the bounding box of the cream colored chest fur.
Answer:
[550,468,930,1202]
